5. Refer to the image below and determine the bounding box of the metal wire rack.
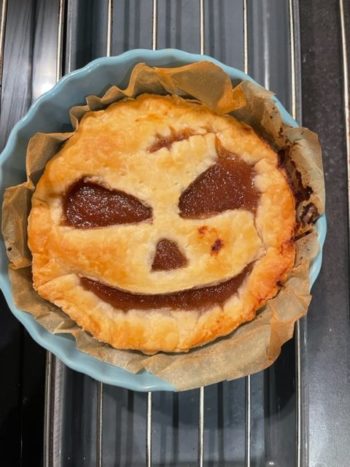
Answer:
[0,1,349,466]
[47,2,303,464]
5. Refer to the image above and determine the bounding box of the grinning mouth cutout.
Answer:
[80,263,252,312]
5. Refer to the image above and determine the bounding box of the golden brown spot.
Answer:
[198,225,208,235]
[242,124,253,133]
[211,239,223,255]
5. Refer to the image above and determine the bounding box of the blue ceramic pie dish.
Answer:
[0,49,326,391]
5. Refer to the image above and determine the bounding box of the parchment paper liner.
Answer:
[2,62,325,391]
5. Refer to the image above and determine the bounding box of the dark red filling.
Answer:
[179,155,258,218]
[80,264,251,311]
[151,239,188,271]
[63,180,152,228]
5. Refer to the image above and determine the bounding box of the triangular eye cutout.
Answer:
[63,180,152,228]
[152,239,188,271]
[178,156,259,219]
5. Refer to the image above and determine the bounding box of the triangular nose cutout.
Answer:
[151,239,188,271]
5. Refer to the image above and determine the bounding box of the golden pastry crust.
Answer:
[28,94,296,353]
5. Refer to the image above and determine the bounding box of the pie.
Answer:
[27,94,296,353]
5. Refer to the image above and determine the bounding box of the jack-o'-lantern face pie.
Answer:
[28,94,296,353]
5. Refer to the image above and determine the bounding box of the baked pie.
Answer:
[28,94,296,353]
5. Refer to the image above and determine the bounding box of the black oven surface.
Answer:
[0,1,349,466]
